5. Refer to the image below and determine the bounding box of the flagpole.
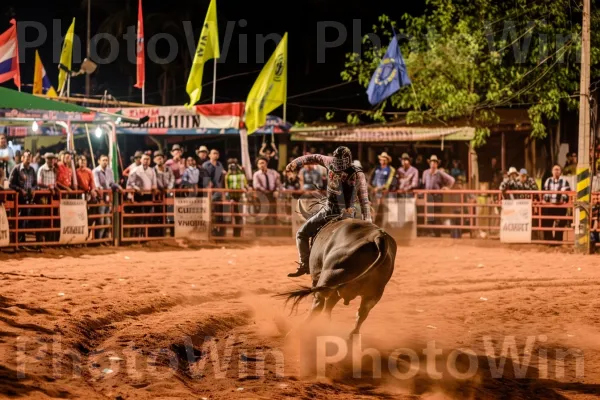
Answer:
[142,84,145,105]
[212,58,217,104]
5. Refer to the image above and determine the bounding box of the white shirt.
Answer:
[127,165,157,191]
[0,146,15,176]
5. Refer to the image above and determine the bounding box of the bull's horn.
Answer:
[297,199,313,219]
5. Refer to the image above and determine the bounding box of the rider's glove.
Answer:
[365,217,373,224]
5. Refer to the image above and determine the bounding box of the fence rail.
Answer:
[0,188,598,250]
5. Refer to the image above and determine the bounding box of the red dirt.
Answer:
[0,239,599,399]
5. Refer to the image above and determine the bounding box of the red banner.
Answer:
[134,0,145,89]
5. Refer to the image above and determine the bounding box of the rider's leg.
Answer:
[289,209,328,277]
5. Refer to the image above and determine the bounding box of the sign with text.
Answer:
[0,205,9,247]
[59,199,88,244]
[500,199,532,243]
[174,197,210,240]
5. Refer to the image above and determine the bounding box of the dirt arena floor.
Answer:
[0,238,599,399]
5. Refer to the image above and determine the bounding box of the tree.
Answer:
[341,0,600,146]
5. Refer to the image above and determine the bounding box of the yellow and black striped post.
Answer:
[575,167,591,253]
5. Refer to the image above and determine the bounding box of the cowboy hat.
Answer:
[400,152,411,160]
[170,144,182,152]
[508,167,519,176]
[428,155,441,163]
[519,168,528,176]
[43,152,56,159]
[378,152,392,162]
[196,145,209,154]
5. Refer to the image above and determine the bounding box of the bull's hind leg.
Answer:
[349,295,381,339]
[323,291,341,321]
[305,292,326,323]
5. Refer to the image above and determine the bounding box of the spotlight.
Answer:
[32,121,39,132]
[94,126,103,138]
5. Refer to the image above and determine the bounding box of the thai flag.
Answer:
[0,19,20,88]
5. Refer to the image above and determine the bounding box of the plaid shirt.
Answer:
[543,176,571,204]
[9,163,37,191]
[226,172,247,201]
[154,165,175,190]
[37,163,56,188]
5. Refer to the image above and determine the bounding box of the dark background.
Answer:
[1,0,422,122]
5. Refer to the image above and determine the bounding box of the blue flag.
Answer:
[366,34,411,105]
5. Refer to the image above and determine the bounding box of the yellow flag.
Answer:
[185,0,220,106]
[245,33,288,135]
[33,50,58,97]
[57,18,75,94]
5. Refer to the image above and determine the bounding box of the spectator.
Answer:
[30,152,41,173]
[259,141,279,170]
[0,133,14,176]
[499,167,520,199]
[76,155,97,200]
[450,159,464,180]
[153,151,175,192]
[123,151,143,178]
[414,154,428,176]
[93,154,121,239]
[196,145,209,165]
[481,156,502,189]
[252,157,281,236]
[37,152,57,192]
[396,153,419,197]
[298,163,322,190]
[422,155,455,237]
[224,160,248,237]
[182,157,200,191]
[14,150,22,165]
[9,150,37,244]
[165,144,186,187]
[563,152,577,176]
[127,154,157,237]
[370,152,395,195]
[56,151,75,192]
[517,168,539,199]
[203,149,226,236]
[542,164,571,242]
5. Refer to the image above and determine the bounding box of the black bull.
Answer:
[278,200,397,337]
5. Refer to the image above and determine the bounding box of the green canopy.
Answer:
[0,86,91,113]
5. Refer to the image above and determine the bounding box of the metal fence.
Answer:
[0,188,598,250]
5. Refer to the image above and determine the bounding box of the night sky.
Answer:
[1,0,422,122]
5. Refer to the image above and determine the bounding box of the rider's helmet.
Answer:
[331,146,352,172]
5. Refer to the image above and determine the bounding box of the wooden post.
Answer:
[501,132,506,172]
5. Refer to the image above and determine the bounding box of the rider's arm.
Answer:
[356,171,372,222]
[288,154,332,171]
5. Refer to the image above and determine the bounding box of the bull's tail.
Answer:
[274,285,334,315]
[341,230,388,286]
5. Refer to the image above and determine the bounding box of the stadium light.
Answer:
[31,121,39,132]
[94,126,103,138]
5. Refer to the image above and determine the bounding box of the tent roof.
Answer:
[0,87,92,113]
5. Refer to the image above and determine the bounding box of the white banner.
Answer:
[500,199,532,243]
[59,199,88,244]
[0,205,9,247]
[383,197,417,227]
[174,197,211,240]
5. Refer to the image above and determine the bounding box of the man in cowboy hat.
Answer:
[123,150,143,178]
[370,152,396,194]
[165,144,186,187]
[422,155,455,237]
[196,145,209,164]
[396,153,419,197]
[499,167,520,199]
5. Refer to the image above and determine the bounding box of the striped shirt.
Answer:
[154,165,175,190]
[543,176,571,204]
[226,172,247,201]
[93,166,119,190]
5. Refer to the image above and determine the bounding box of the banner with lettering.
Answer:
[174,197,210,240]
[0,205,9,247]
[59,199,88,244]
[500,199,532,243]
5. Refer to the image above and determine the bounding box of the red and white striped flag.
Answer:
[134,0,145,90]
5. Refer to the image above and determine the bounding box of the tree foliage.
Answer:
[341,0,600,146]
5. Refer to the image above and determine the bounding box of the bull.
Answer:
[278,199,397,338]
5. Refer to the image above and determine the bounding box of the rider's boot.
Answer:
[288,261,309,277]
